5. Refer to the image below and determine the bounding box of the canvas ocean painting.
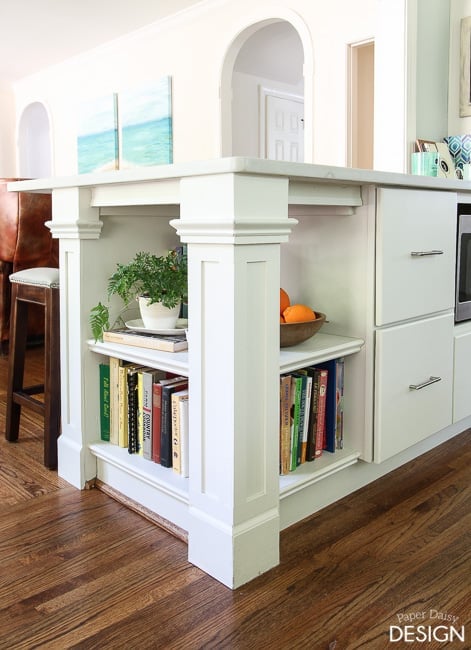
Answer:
[118,77,173,168]
[77,94,118,174]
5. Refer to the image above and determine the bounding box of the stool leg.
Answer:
[5,286,28,442]
[43,286,60,469]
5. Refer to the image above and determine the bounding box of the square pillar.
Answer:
[174,173,296,587]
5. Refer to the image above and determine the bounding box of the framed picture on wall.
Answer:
[118,77,173,168]
[77,94,119,173]
[460,16,471,117]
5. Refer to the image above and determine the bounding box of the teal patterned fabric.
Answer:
[444,134,471,170]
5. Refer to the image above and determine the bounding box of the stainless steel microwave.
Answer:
[456,208,471,322]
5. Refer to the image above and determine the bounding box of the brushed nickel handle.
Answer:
[410,250,444,256]
[409,376,441,390]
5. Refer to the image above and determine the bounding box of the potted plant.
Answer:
[90,249,187,341]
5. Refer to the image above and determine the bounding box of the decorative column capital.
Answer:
[48,187,103,239]
[170,218,298,244]
[173,172,298,244]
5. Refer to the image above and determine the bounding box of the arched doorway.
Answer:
[220,17,312,162]
[18,102,52,178]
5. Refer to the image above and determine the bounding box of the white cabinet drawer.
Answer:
[376,188,456,325]
[453,324,471,422]
[374,313,453,462]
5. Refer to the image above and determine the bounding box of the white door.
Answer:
[263,92,304,162]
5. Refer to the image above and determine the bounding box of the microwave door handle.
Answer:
[410,250,444,256]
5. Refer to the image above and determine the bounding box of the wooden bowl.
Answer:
[280,312,326,348]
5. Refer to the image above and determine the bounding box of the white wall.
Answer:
[449,0,471,135]
[415,0,450,141]
[0,83,17,176]
[303,0,376,167]
[11,0,454,175]
[12,0,378,175]
[374,0,410,172]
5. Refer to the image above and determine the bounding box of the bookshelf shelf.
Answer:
[279,333,364,373]
[89,441,189,497]
[88,339,189,377]
[88,332,361,378]
[89,441,190,531]
[89,441,360,532]
[90,440,360,498]
[279,447,361,498]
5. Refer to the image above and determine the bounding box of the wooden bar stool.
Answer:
[5,267,60,469]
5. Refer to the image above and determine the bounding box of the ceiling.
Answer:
[0,0,202,83]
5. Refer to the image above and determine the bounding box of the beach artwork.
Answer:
[77,94,118,174]
[118,76,173,168]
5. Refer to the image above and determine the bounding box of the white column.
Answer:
[173,173,297,588]
[47,187,103,488]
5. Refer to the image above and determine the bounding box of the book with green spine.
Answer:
[99,363,110,441]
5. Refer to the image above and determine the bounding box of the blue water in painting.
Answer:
[77,128,118,174]
[122,117,173,167]
[77,117,173,173]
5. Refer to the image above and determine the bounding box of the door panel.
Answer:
[265,94,304,162]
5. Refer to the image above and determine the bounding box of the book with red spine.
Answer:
[152,375,186,463]
[314,369,328,458]
[279,374,292,475]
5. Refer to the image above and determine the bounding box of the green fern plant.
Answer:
[90,250,187,342]
[89,301,110,342]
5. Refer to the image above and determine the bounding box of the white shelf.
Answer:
[89,441,190,533]
[279,332,364,373]
[89,442,189,500]
[279,447,361,498]
[90,441,360,528]
[90,439,359,502]
[88,339,189,376]
[89,332,362,377]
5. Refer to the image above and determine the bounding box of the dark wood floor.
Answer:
[0,347,469,649]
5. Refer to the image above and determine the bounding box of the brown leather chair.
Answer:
[0,179,58,353]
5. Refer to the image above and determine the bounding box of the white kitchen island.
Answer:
[9,158,471,588]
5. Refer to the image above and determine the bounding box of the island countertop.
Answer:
[8,156,471,196]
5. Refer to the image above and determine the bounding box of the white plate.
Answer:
[125,318,188,336]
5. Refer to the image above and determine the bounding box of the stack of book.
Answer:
[99,358,190,477]
[103,328,188,352]
[279,357,344,475]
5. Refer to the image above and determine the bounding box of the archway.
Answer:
[18,102,52,178]
[220,16,312,162]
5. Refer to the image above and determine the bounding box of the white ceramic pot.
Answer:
[138,296,180,329]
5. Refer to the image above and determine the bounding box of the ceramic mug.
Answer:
[411,151,439,176]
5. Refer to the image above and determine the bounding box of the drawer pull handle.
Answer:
[409,376,441,390]
[410,250,444,257]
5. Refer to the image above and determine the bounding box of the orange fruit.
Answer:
[280,288,290,315]
[280,315,285,323]
[283,304,316,323]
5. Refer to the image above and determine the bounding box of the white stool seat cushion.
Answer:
[9,267,59,289]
